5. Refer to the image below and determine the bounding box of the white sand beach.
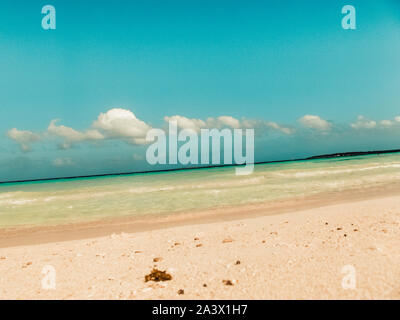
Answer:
[0,195,399,300]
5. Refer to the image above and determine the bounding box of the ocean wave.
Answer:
[0,191,25,199]
[0,198,38,206]
[272,163,400,178]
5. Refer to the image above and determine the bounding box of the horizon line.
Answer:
[1,148,400,185]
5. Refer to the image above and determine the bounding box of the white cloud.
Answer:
[7,128,41,151]
[216,116,241,129]
[206,116,241,129]
[350,116,377,130]
[164,115,243,132]
[164,115,293,135]
[265,121,294,135]
[8,108,151,151]
[48,119,104,149]
[380,120,393,127]
[298,115,331,131]
[394,116,400,123]
[93,108,151,144]
[164,115,206,132]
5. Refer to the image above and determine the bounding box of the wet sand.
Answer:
[0,184,399,248]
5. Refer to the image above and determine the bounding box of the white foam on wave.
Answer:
[0,198,38,206]
[0,191,24,199]
[273,163,400,178]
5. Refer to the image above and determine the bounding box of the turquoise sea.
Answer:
[1,153,400,228]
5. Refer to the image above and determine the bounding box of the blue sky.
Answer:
[1,0,400,181]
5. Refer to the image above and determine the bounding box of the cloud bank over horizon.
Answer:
[6,107,296,152]
[6,107,400,153]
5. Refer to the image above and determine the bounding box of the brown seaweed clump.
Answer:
[222,280,234,286]
[145,268,172,282]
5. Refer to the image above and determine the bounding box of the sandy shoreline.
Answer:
[0,194,399,299]
[1,184,399,248]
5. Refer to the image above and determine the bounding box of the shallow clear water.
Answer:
[1,153,400,227]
